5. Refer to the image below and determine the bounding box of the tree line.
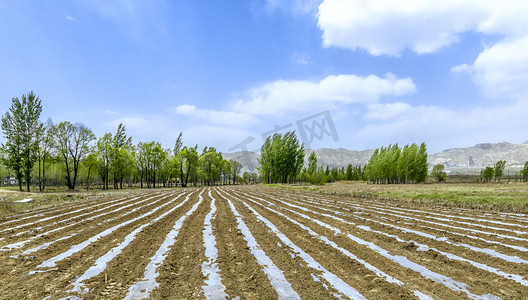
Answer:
[7,92,525,189]
[258,132,305,184]
[0,92,245,192]
[363,143,428,184]
[256,133,431,185]
[298,152,363,185]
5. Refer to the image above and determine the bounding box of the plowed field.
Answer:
[1,186,527,299]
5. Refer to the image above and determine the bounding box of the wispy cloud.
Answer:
[173,105,258,127]
[78,0,166,41]
[264,0,321,15]
[291,52,313,65]
[66,16,76,22]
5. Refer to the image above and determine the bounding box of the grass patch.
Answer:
[266,181,528,213]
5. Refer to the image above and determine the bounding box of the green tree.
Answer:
[494,160,506,182]
[96,133,113,190]
[258,132,305,184]
[82,152,98,191]
[35,118,55,191]
[230,159,242,185]
[345,164,353,180]
[365,142,427,184]
[174,132,183,156]
[54,121,96,190]
[200,147,223,185]
[520,161,528,182]
[415,142,428,183]
[111,123,133,189]
[220,159,230,185]
[134,141,148,189]
[307,152,317,175]
[481,166,494,182]
[1,91,42,191]
[178,145,199,187]
[165,150,181,187]
[307,152,319,184]
[149,142,167,188]
[431,164,447,182]
[242,171,250,184]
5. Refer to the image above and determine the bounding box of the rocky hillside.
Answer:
[429,142,528,167]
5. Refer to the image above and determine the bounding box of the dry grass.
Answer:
[268,181,528,213]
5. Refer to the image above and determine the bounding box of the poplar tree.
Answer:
[364,142,428,184]
[258,131,305,184]
[494,160,506,182]
[111,123,133,189]
[1,91,42,191]
[520,161,528,182]
[96,133,113,190]
[416,142,428,183]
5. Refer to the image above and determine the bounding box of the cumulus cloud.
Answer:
[317,0,528,99]
[470,36,528,98]
[232,73,416,116]
[318,0,492,56]
[316,0,528,56]
[450,36,528,99]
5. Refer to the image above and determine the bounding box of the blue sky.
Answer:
[1,0,528,154]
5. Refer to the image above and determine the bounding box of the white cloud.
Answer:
[318,0,491,56]
[316,0,528,99]
[450,36,528,99]
[232,73,416,116]
[471,36,528,98]
[364,102,412,120]
[450,64,473,74]
[66,16,76,22]
[173,105,257,126]
[317,0,528,56]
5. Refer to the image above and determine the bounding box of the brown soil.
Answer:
[0,185,526,299]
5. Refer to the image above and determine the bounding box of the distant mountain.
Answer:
[223,142,528,174]
[223,151,260,173]
[429,142,528,169]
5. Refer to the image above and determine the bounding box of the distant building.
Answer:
[469,156,475,167]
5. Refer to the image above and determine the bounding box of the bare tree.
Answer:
[55,121,96,190]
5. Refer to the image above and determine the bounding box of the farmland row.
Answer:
[0,186,526,299]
